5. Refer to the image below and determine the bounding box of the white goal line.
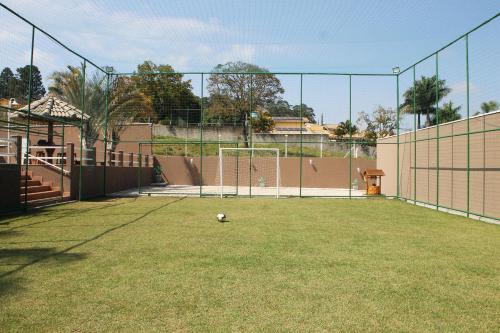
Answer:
[219,148,280,152]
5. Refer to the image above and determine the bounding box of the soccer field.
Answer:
[0,197,498,332]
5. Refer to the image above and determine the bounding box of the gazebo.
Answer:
[15,95,89,157]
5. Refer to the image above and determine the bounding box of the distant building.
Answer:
[271,117,309,134]
[304,123,330,135]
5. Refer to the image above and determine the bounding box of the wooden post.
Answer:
[145,155,149,167]
[128,153,134,167]
[118,151,124,167]
[67,143,75,167]
[14,135,22,172]
[91,147,96,166]
[108,150,114,166]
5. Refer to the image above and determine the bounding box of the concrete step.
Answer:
[21,185,52,193]
[20,175,42,183]
[21,190,62,202]
[20,179,42,187]
[25,194,71,207]
[19,171,33,180]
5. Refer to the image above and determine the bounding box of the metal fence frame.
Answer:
[0,2,498,220]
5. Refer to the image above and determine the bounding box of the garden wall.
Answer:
[153,124,242,141]
[71,166,153,199]
[377,110,500,219]
[0,164,20,213]
[154,155,375,189]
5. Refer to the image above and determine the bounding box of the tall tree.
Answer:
[480,100,499,113]
[16,65,46,103]
[203,94,237,125]
[132,61,199,124]
[430,101,461,125]
[207,61,284,146]
[267,100,293,117]
[0,67,18,100]
[357,106,397,142]
[267,101,316,123]
[50,65,151,149]
[400,75,450,129]
[292,104,316,123]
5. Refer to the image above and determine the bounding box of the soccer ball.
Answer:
[217,213,226,222]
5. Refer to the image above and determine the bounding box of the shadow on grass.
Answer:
[0,197,138,232]
[0,197,185,282]
[0,247,87,263]
[0,276,24,298]
[0,230,23,238]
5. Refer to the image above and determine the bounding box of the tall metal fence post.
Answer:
[465,34,470,218]
[103,73,110,196]
[413,66,417,204]
[435,52,440,210]
[23,26,35,211]
[199,73,204,197]
[299,74,303,197]
[138,143,142,194]
[249,74,253,198]
[349,75,352,199]
[78,60,86,201]
[396,75,400,199]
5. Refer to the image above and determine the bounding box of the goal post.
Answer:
[218,147,280,198]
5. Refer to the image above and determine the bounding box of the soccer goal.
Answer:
[217,148,280,198]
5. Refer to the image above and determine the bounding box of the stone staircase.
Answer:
[20,171,70,205]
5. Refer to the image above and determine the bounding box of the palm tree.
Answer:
[430,101,461,125]
[334,120,358,139]
[400,75,450,129]
[480,100,499,114]
[49,65,151,149]
[106,76,152,151]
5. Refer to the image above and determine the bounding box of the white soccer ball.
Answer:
[217,213,226,222]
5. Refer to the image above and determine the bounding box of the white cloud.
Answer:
[219,44,256,64]
[450,80,479,94]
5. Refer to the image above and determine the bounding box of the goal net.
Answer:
[216,148,280,198]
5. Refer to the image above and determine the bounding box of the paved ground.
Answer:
[111,185,367,197]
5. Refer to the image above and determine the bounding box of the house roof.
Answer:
[16,95,89,121]
[363,169,385,177]
[272,117,308,122]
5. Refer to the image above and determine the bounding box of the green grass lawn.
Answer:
[0,198,498,332]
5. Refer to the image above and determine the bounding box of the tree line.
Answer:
[0,61,498,147]
[0,66,46,104]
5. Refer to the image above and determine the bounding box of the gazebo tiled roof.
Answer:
[17,95,89,121]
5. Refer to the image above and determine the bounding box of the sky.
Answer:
[0,0,499,125]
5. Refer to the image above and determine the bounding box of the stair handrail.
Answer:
[27,154,70,175]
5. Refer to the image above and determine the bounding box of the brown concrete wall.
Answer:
[0,165,20,213]
[154,155,375,189]
[71,166,153,198]
[377,111,500,219]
